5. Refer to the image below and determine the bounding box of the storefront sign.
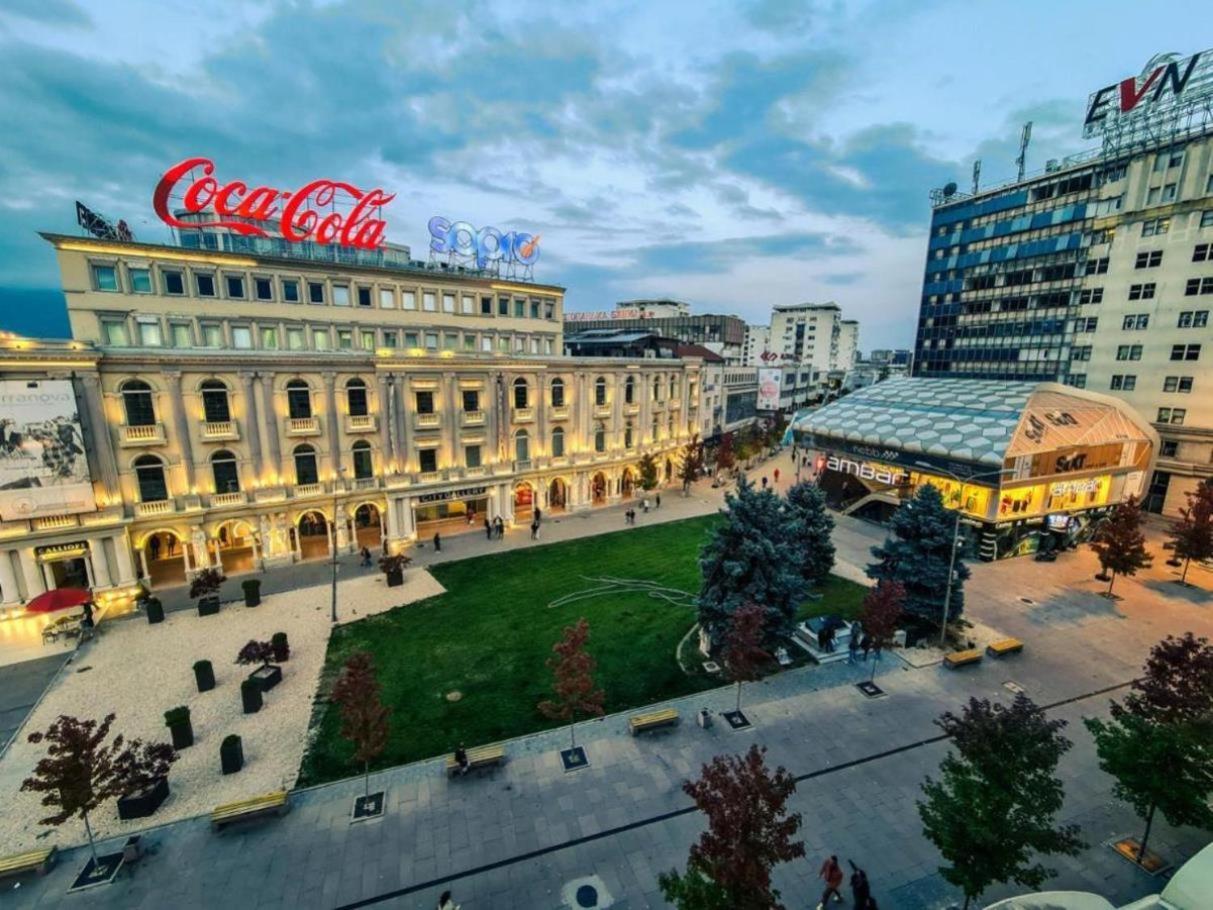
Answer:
[565,309,655,322]
[0,380,96,521]
[1049,477,1101,496]
[36,542,89,562]
[428,216,540,269]
[416,486,488,504]
[825,455,908,486]
[1084,50,1212,139]
[756,369,781,411]
[798,431,995,481]
[153,157,395,249]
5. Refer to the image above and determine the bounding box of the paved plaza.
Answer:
[2,453,1211,909]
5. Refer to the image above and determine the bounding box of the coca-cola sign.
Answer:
[152,157,395,250]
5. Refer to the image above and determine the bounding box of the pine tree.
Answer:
[638,452,660,491]
[331,651,391,797]
[698,476,802,648]
[538,618,605,750]
[917,694,1083,909]
[1089,496,1152,596]
[867,483,970,631]
[1167,479,1213,585]
[784,481,835,588]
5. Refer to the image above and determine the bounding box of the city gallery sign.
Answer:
[152,157,395,249]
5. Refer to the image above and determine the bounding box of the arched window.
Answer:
[352,440,373,479]
[293,443,319,485]
[286,379,312,419]
[594,377,607,406]
[133,454,167,502]
[594,423,606,453]
[624,421,634,449]
[200,380,231,423]
[652,376,661,402]
[514,429,530,463]
[624,377,635,405]
[552,426,565,458]
[669,377,678,399]
[550,378,565,408]
[122,380,156,427]
[667,412,675,436]
[346,378,368,417]
[211,449,240,493]
[512,377,529,409]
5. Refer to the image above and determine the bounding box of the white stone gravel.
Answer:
[0,567,444,854]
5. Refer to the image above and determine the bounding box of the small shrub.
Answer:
[378,553,411,575]
[236,640,274,667]
[189,567,227,599]
[164,706,190,727]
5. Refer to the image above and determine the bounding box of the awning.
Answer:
[25,587,91,614]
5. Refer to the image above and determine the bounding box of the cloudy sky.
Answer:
[0,0,1203,349]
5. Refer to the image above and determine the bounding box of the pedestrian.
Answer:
[149,535,161,562]
[761,476,768,489]
[848,861,871,909]
[861,633,872,661]
[438,888,460,909]
[360,546,372,567]
[494,516,504,539]
[535,506,542,524]
[848,630,860,664]
[530,520,539,540]
[433,531,441,552]
[484,518,492,540]
[453,745,470,776]
[817,855,845,909]
[655,492,661,509]
[773,467,780,484]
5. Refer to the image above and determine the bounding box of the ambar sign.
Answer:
[825,455,908,486]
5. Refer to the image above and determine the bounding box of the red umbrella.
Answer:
[25,588,91,614]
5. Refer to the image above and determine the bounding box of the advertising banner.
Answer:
[756,368,781,411]
[0,380,96,520]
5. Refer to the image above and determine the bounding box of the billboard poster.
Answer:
[756,368,781,411]
[0,380,96,520]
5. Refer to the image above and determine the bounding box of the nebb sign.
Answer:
[825,455,907,486]
[153,157,395,250]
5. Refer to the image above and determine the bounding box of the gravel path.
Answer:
[0,567,444,854]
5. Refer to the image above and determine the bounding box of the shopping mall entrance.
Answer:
[214,519,257,576]
[140,530,187,588]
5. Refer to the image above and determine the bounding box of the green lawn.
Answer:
[299,514,867,785]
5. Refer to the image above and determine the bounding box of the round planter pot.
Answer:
[220,737,244,775]
[194,661,215,693]
[145,599,165,624]
[241,580,261,607]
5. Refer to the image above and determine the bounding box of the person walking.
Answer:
[494,516,504,539]
[848,861,871,909]
[534,506,542,524]
[655,492,661,509]
[359,546,372,567]
[773,467,780,484]
[861,633,873,662]
[433,531,441,552]
[761,476,768,489]
[817,855,845,908]
[530,519,540,540]
[848,629,860,664]
[484,517,492,540]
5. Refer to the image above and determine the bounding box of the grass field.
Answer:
[299,515,866,785]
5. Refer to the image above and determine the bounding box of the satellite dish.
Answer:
[942,182,958,197]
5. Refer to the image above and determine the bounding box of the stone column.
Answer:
[395,375,410,472]
[377,373,393,471]
[239,371,264,479]
[323,372,341,478]
[335,502,350,552]
[256,374,282,482]
[445,372,458,469]
[536,371,547,457]
[89,538,112,588]
[385,495,401,540]
[20,548,45,600]
[77,374,120,493]
[0,551,20,605]
[113,534,137,585]
[162,369,195,490]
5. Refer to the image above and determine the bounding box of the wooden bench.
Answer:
[445,744,505,777]
[944,649,984,669]
[986,637,1024,658]
[629,707,680,735]
[0,846,57,880]
[211,791,290,831]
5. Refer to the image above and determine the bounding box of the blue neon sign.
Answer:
[427,216,541,269]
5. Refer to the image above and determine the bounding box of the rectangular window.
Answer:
[260,327,279,350]
[162,269,185,295]
[530,300,540,319]
[422,292,436,312]
[404,331,419,348]
[361,330,375,351]
[418,449,438,473]
[337,330,353,349]
[357,286,372,307]
[171,324,192,348]
[1135,250,1163,268]
[202,324,223,347]
[102,319,128,346]
[1128,283,1155,300]
[287,327,305,351]
[1121,314,1149,330]
[514,299,525,318]
[402,291,416,310]
[1194,243,1211,262]
[1066,374,1087,389]
[1115,345,1142,361]
[282,279,300,302]
[498,336,510,352]
[463,334,476,351]
[544,338,554,355]
[444,333,458,350]
[231,326,253,349]
[415,391,434,414]
[498,297,509,316]
[461,296,474,315]
[545,301,555,320]
[92,264,118,291]
[1161,440,1179,457]
[481,295,493,315]
[137,320,162,346]
[195,273,216,296]
[382,331,397,348]
[1078,288,1103,305]
[254,277,273,300]
[1202,210,1213,228]
[332,284,350,306]
[313,329,330,350]
[129,267,152,293]
[1178,310,1209,327]
[308,282,325,304]
[465,445,481,469]
[462,390,479,412]
[225,275,245,298]
[379,288,396,309]
[1110,374,1136,391]
[1142,217,1170,237]
[1162,183,1177,202]
[425,332,438,350]
[1086,257,1109,275]
[481,336,492,352]
[442,293,456,314]
[1171,343,1202,361]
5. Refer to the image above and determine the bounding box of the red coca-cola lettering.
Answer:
[152,157,395,250]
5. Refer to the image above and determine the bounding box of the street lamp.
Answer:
[330,465,347,624]
[912,461,1006,648]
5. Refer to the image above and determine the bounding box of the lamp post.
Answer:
[912,461,1006,648]
[330,466,346,624]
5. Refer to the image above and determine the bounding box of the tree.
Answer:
[721,603,770,714]
[859,580,904,681]
[1085,633,1213,861]
[659,745,804,910]
[784,482,835,588]
[1088,496,1152,595]
[679,433,704,492]
[236,639,275,668]
[538,618,605,750]
[917,695,1083,909]
[868,483,970,631]
[697,476,803,648]
[21,714,176,866]
[716,431,735,474]
[330,651,391,797]
[638,452,660,491]
[1167,479,1213,585]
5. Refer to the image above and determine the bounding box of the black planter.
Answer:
[117,776,169,820]
[197,595,221,616]
[168,720,194,750]
[241,579,261,607]
[385,568,404,588]
[145,598,164,624]
[249,664,283,692]
[194,660,215,692]
[241,680,263,714]
[271,634,290,662]
[220,736,244,775]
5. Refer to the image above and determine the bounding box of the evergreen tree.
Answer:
[917,694,1083,909]
[867,484,970,630]
[784,482,835,588]
[637,452,660,491]
[1089,496,1152,596]
[698,476,802,648]
[1167,479,1213,585]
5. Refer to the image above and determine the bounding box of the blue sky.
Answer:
[0,0,1204,349]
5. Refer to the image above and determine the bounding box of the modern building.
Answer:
[789,378,1157,560]
[564,302,746,363]
[741,324,770,365]
[0,230,704,614]
[743,303,860,375]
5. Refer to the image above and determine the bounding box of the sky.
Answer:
[0,0,1205,351]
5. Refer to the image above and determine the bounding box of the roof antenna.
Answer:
[1016,121,1032,182]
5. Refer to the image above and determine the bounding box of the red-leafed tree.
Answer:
[1168,479,1213,585]
[716,432,736,474]
[860,580,904,681]
[1089,496,1152,596]
[330,651,391,796]
[538,618,605,750]
[721,603,770,714]
[659,745,805,910]
[679,433,704,492]
[22,714,176,865]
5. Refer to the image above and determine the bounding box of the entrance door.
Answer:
[1145,471,1171,514]
[48,557,88,590]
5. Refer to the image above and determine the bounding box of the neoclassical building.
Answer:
[0,233,703,611]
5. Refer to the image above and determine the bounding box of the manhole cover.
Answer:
[445,691,462,702]
[1019,597,1035,605]
[576,884,599,907]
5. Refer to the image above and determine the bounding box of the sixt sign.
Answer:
[428,216,541,269]
[1084,50,1213,139]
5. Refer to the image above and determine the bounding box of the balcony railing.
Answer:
[135,499,173,517]
[623,402,640,415]
[415,412,441,429]
[549,405,570,420]
[210,491,247,507]
[461,410,485,426]
[345,414,378,434]
[285,417,321,437]
[514,459,533,472]
[593,403,611,418]
[201,420,239,441]
[512,407,534,423]
[33,514,78,531]
[668,398,681,409]
[417,470,442,484]
[294,483,324,497]
[352,477,379,490]
[120,423,167,447]
[464,465,487,478]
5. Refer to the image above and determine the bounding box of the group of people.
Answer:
[818,855,878,910]
[483,516,506,540]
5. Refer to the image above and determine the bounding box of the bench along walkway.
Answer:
[0,846,56,881]
[444,743,505,777]
[210,791,290,832]
[629,707,679,735]
[943,648,983,669]
[986,637,1024,657]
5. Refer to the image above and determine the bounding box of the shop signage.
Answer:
[797,431,995,481]
[825,455,908,486]
[0,380,96,521]
[1049,477,1101,496]
[416,486,488,504]
[36,542,89,562]
[428,216,540,269]
[152,157,395,249]
[565,309,655,322]
[1084,50,1213,139]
